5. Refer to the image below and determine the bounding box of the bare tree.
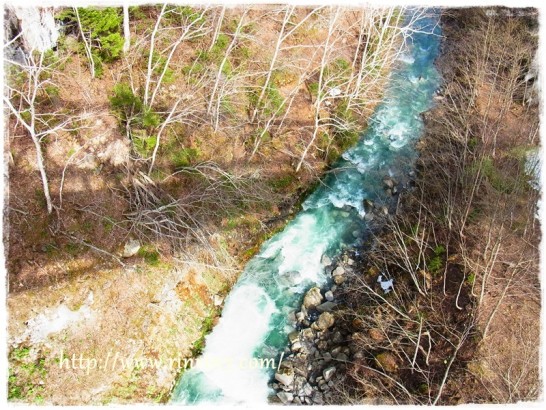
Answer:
[4,50,92,213]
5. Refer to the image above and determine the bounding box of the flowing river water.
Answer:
[172,11,441,405]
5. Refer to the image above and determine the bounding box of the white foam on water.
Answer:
[260,213,330,287]
[186,283,278,405]
[398,54,415,64]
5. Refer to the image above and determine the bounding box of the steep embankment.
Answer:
[309,7,540,405]
[5,5,402,404]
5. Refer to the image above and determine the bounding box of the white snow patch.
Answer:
[19,292,95,344]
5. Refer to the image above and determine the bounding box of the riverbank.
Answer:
[271,7,540,405]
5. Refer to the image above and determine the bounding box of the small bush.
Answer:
[58,7,124,76]
[109,82,142,122]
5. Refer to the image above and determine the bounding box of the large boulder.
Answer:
[302,287,323,310]
[332,266,345,276]
[311,312,335,331]
[122,239,141,257]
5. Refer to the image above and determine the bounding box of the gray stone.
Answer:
[287,311,296,324]
[321,254,332,266]
[291,340,303,352]
[312,391,324,405]
[311,312,335,331]
[332,331,343,344]
[332,266,345,276]
[363,199,374,213]
[323,352,332,362]
[122,239,141,257]
[383,177,394,189]
[347,258,355,266]
[317,301,337,312]
[302,382,313,397]
[364,212,375,222]
[275,367,294,387]
[353,351,364,359]
[325,290,334,301]
[303,287,323,310]
[296,311,305,323]
[288,331,300,344]
[301,328,315,340]
[213,294,224,306]
[293,397,302,405]
[333,275,345,285]
[277,391,294,404]
[336,353,349,362]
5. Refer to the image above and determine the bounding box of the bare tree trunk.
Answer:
[3,96,53,213]
[208,6,225,52]
[143,4,167,106]
[74,7,95,78]
[123,3,130,53]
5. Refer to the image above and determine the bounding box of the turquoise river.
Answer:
[172,9,442,405]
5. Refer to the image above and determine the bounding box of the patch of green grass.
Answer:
[307,81,319,99]
[132,132,157,158]
[109,82,142,124]
[42,243,59,258]
[102,218,115,233]
[81,220,93,233]
[170,147,201,168]
[137,245,160,266]
[468,137,478,150]
[248,82,285,118]
[64,242,81,256]
[428,244,446,273]
[58,7,124,77]
[470,156,524,195]
[8,348,49,402]
[467,272,476,285]
[12,347,30,361]
[268,174,295,191]
[190,309,218,356]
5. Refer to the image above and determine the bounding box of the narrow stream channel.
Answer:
[171,10,441,405]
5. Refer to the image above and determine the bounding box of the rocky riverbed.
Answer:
[270,253,355,405]
[269,176,403,405]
